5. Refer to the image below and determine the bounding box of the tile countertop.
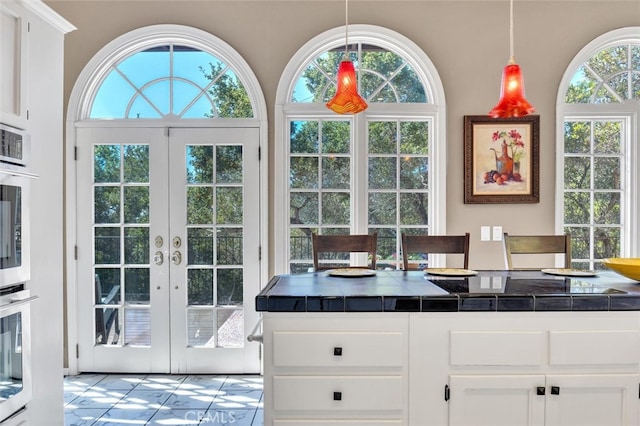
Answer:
[255,269,640,312]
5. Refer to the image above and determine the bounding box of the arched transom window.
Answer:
[291,43,427,104]
[565,41,640,103]
[90,44,253,119]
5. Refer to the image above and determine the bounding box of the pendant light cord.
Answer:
[344,0,349,57]
[509,0,515,63]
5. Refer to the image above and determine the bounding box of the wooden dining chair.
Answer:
[312,232,378,271]
[401,233,470,270]
[502,233,572,270]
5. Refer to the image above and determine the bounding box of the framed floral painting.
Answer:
[463,115,540,204]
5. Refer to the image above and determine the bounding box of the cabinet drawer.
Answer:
[272,375,403,411]
[273,331,403,367]
[549,330,639,365]
[450,331,543,366]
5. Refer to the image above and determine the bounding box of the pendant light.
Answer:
[326,0,368,114]
[489,0,535,118]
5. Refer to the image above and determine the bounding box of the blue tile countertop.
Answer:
[255,270,640,312]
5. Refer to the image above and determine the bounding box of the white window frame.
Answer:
[274,25,447,274]
[556,27,640,261]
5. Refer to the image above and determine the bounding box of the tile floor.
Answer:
[64,374,263,425]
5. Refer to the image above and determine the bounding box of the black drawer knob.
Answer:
[551,386,560,395]
[536,386,545,395]
[333,347,343,356]
[333,391,342,401]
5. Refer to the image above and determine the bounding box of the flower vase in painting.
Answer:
[483,129,525,186]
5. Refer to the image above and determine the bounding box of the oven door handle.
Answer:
[0,167,39,179]
[6,295,38,308]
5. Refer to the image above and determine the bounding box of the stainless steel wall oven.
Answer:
[0,123,33,288]
[0,287,34,422]
[0,124,35,422]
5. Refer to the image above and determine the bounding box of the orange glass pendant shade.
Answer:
[489,61,535,118]
[326,60,368,114]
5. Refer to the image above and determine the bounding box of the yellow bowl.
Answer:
[602,258,640,281]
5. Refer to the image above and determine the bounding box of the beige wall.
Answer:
[46,0,640,271]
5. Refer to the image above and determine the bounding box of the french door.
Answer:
[76,126,261,373]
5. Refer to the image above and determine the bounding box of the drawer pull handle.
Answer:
[333,347,343,356]
[536,386,545,395]
[551,386,560,395]
[333,391,342,401]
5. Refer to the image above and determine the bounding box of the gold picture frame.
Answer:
[464,115,540,204]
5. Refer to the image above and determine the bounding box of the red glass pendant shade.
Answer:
[489,62,535,118]
[489,0,535,118]
[326,60,368,114]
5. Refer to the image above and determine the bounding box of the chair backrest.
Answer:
[503,233,572,270]
[401,233,470,270]
[312,232,378,271]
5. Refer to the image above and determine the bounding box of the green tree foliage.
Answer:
[288,46,430,267]
[360,50,426,103]
[202,63,253,118]
[185,143,245,307]
[289,120,351,239]
[562,42,640,265]
[564,119,623,264]
[565,45,640,104]
[298,47,426,103]
[93,86,249,309]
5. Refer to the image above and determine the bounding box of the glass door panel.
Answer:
[78,127,169,372]
[77,127,260,373]
[169,128,260,373]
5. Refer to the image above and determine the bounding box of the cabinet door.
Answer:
[448,375,545,426]
[0,0,28,129]
[545,374,639,426]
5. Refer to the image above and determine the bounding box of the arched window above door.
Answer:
[70,24,265,123]
[90,44,253,119]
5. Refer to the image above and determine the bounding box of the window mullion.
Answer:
[353,115,368,235]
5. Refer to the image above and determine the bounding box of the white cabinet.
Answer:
[0,2,74,424]
[410,312,640,426]
[448,374,638,426]
[263,313,409,425]
[0,0,28,129]
[263,311,640,426]
[448,375,546,426]
[545,374,639,426]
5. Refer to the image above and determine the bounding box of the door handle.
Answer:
[172,251,182,265]
[153,251,164,265]
[173,236,182,249]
